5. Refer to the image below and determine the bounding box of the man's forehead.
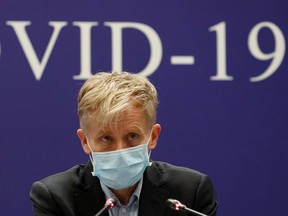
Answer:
[88,119,146,133]
[91,118,147,133]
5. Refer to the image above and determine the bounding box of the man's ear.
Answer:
[148,123,161,150]
[77,129,91,155]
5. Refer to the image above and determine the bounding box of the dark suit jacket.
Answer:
[30,161,217,216]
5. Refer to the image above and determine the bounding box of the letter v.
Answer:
[6,21,67,80]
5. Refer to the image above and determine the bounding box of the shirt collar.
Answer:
[100,177,143,207]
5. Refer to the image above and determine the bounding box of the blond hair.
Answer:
[78,71,158,130]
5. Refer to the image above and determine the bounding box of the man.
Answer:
[30,71,217,216]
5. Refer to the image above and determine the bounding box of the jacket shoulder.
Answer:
[39,164,84,187]
[30,164,86,201]
[153,161,205,180]
[30,164,88,216]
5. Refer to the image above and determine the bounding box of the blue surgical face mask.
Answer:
[87,135,152,190]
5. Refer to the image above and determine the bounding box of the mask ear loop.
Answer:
[86,138,94,163]
[147,129,154,165]
[86,138,97,175]
[148,150,152,166]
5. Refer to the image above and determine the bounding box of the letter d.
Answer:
[104,22,162,76]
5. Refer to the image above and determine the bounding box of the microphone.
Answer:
[95,197,116,216]
[166,199,208,216]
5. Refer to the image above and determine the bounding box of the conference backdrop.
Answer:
[1,1,288,215]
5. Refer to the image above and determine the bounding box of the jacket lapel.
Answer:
[139,163,170,216]
[73,162,109,216]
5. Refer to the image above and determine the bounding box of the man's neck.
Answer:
[110,183,138,205]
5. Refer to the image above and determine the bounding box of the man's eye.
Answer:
[101,136,113,143]
[128,133,139,140]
